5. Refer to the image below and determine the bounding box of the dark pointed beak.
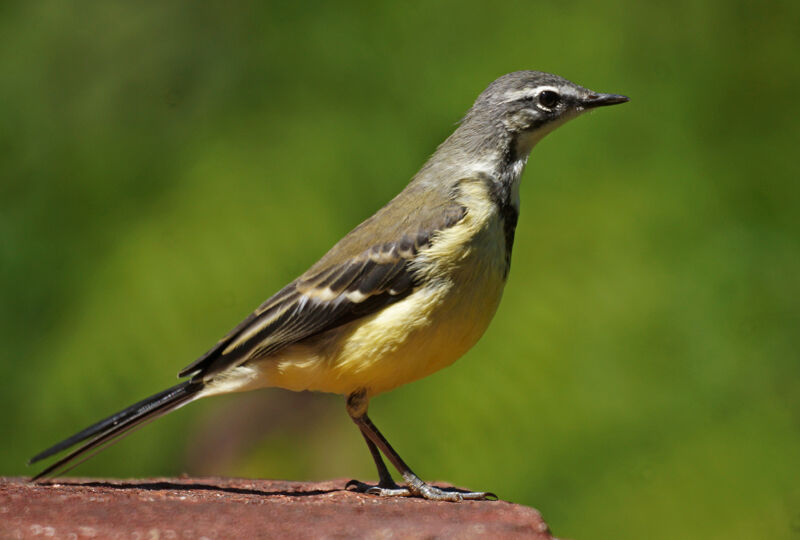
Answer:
[582,92,630,109]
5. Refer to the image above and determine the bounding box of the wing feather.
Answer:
[178,189,466,381]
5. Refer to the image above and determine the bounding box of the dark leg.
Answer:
[359,429,399,488]
[345,429,403,494]
[345,391,496,502]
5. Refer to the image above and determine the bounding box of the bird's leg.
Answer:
[344,390,496,502]
[344,390,406,495]
[361,429,400,488]
[345,429,405,495]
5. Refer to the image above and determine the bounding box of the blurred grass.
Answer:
[2,1,799,539]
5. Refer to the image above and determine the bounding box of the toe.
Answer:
[366,486,412,497]
[460,490,498,501]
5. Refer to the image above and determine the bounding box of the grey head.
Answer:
[446,70,629,163]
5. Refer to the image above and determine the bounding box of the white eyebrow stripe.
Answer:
[501,85,560,103]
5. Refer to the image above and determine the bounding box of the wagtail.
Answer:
[30,71,628,501]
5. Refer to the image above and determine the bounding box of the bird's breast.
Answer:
[259,178,511,397]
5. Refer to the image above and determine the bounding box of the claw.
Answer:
[461,490,498,501]
[345,479,364,491]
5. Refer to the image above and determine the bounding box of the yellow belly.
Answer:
[258,182,510,398]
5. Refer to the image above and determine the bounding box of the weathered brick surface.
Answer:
[0,477,554,539]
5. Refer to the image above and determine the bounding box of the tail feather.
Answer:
[29,380,204,481]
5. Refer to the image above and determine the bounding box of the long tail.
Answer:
[29,380,204,481]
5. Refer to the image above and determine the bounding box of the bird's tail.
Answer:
[28,380,204,481]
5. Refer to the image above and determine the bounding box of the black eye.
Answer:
[538,90,560,108]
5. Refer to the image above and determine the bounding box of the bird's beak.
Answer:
[581,93,630,109]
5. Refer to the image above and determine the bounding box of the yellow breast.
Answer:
[257,178,511,398]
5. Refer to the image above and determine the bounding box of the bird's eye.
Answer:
[537,90,560,109]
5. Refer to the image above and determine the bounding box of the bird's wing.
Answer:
[179,185,466,380]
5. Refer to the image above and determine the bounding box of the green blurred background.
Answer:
[2,1,798,538]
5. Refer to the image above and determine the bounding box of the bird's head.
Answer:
[463,71,629,158]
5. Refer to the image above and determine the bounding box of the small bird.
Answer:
[30,71,628,501]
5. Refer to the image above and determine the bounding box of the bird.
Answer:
[30,70,628,501]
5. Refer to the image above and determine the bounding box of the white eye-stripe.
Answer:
[501,85,560,103]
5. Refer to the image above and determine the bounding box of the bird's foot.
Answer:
[346,478,410,497]
[346,478,497,502]
[410,483,497,502]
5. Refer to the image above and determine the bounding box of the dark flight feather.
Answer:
[31,184,467,480]
[29,381,203,480]
[176,183,467,381]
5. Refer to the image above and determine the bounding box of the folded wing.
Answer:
[179,204,465,380]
